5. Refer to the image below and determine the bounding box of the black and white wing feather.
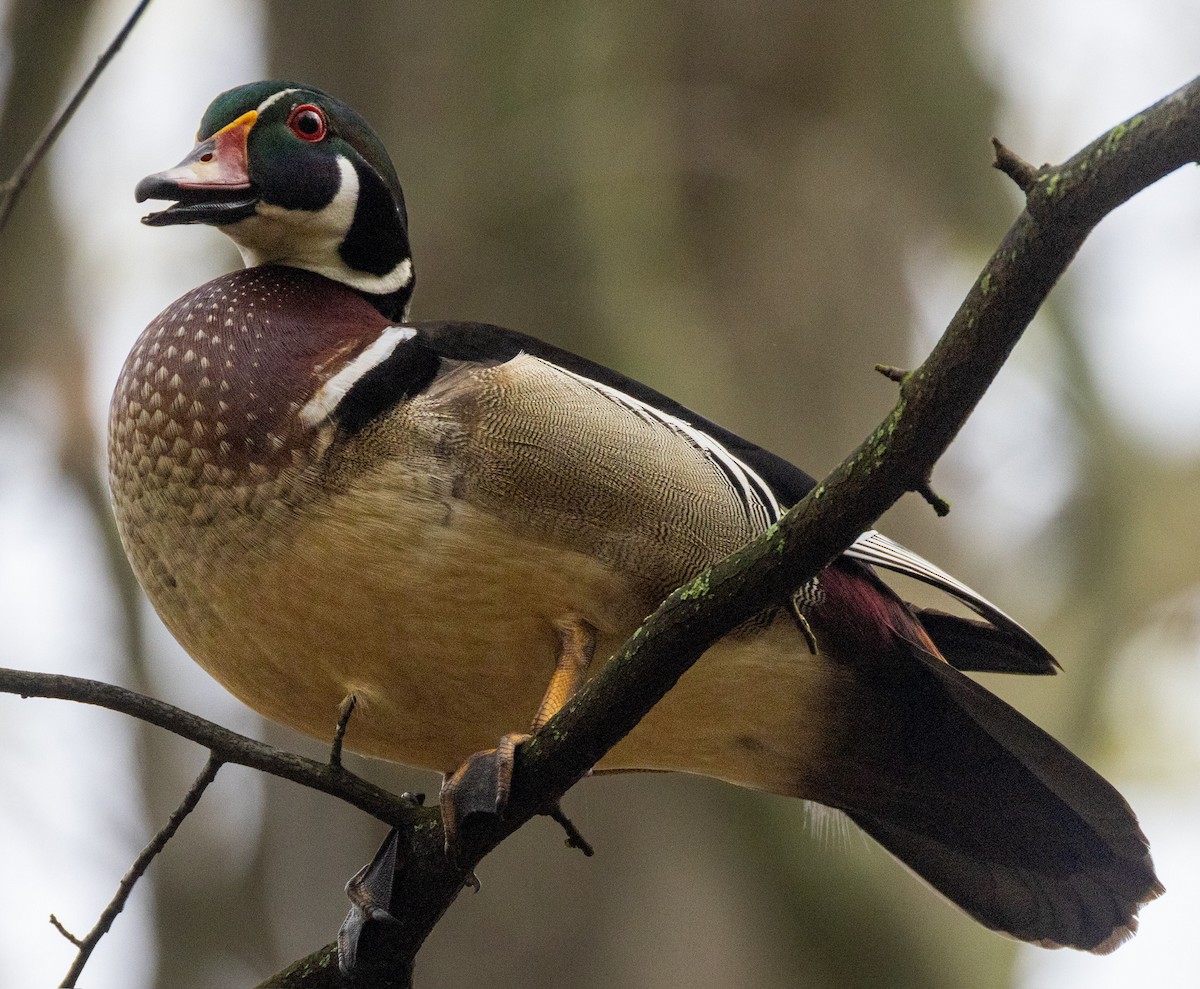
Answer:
[398,320,1058,673]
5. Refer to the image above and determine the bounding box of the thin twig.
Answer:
[916,481,951,517]
[48,915,83,947]
[546,803,595,857]
[331,693,357,769]
[874,364,909,383]
[58,753,222,988]
[0,0,156,234]
[991,137,1040,193]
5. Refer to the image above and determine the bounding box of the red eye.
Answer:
[287,104,327,142]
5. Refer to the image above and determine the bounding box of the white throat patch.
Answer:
[224,155,413,296]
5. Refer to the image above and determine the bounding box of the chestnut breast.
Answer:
[109,264,393,488]
[107,266,401,660]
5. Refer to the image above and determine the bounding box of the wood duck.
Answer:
[111,80,1161,954]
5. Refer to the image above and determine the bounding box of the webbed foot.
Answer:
[337,792,425,975]
[439,732,530,857]
[338,828,402,975]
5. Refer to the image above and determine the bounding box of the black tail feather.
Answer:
[917,607,1060,676]
[811,635,1161,952]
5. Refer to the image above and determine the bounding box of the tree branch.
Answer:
[0,668,422,828]
[991,137,1040,192]
[0,0,156,234]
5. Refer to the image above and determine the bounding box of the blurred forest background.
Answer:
[2,1,1199,986]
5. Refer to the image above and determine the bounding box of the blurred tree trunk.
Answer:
[0,1,174,983]
[0,3,274,985]
[1,1,90,377]
[1045,310,1200,750]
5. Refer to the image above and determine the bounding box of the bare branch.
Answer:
[48,915,83,947]
[546,803,595,857]
[874,363,910,383]
[0,668,420,828]
[330,694,358,769]
[0,0,156,234]
[58,754,222,988]
[916,480,951,517]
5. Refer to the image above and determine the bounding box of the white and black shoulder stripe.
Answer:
[846,529,1046,652]
[300,325,439,433]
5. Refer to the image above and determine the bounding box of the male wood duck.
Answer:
[111,80,1161,954]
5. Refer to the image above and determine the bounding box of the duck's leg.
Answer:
[440,616,596,854]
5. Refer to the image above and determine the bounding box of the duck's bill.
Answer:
[135,108,259,227]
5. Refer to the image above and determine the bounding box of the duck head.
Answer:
[136,80,414,320]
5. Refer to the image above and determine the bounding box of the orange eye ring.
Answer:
[287,104,327,142]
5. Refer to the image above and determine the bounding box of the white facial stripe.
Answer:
[228,157,414,296]
[256,87,301,114]
[550,362,783,525]
[300,325,417,428]
[314,157,412,293]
